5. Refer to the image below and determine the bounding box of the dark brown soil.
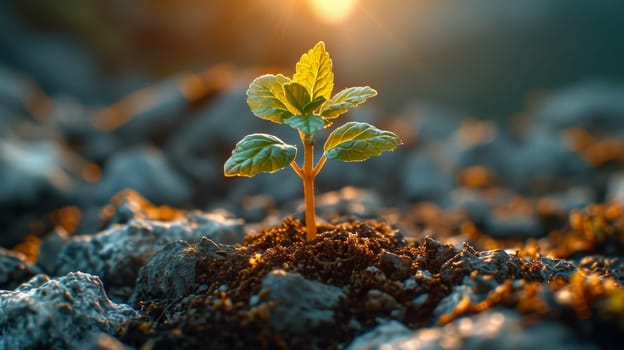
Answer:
[119,214,617,350]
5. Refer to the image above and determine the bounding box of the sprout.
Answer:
[225,41,402,241]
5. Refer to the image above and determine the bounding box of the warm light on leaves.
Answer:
[224,134,296,177]
[321,86,377,119]
[226,41,401,240]
[324,122,402,161]
[246,74,294,123]
[293,41,334,101]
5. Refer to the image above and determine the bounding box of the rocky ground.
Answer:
[2,9,624,346]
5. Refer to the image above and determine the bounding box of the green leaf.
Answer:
[324,122,402,162]
[246,74,295,123]
[283,82,311,114]
[293,41,334,101]
[303,95,327,114]
[284,114,326,137]
[321,86,377,119]
[224,134,297,177]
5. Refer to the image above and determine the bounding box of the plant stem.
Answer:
[302,135,317,241]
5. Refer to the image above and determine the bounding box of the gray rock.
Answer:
[433,277,486,322]
[606,173,624,203]
[379,251,411,279]
[7,33,104,104]
[56,212,244,301]
[79,333,136,350]
[483,209,543,239]
[449,120,516,180]
[401,101,464,142]
[256,269,345,335]
[0,140,71,205]
[351,309,597,350]
[37,226,70,274]
[0,272,138,350]
[551,186,596,212]
[450,188,491,222]
[538,257,576,282]
[439,248,526,285]
[365,289,405,320]
[346,320,411,350]
[535,81,624,133]
[508,128,591,192]
[97,147,193,205]
[0,65,42,118]
[165,89,291,184]
[0,247,42,290]
[400,152,454,203]
[131,237,235,305]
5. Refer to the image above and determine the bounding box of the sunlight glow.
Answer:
[306,0,358,24]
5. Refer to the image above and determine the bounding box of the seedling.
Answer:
[224,41,402,241]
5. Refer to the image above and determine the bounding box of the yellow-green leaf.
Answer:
[323,122,402,162]
[303,95,327,114]
[284,114,327,137]
[246,74,295,123]
[321,86,377,119]
[224,134,297,177]
[283,82,311,114]
[293,41,334,101]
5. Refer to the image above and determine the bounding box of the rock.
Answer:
[379,251,411,280]
[131,237,235,305]
[483,209,543,239]
[535,81,624,134]
[0,140,73,206]
[5,32,105,104]
[538,257,576,282]
[433,277,485,321]
[401,101,464,142]
[165,89,290,184]
[0,272,138,350]
[352,309,597,350]
[449,119,516,181]
[256,269,345,335]
[37,226,70,274]
[79,333,135,350]
[365,289,405,320]
[576,255,624,285]
[97,147,193,206]
[0,247,42,290]
[440,248,528,285]
[400,152,454,203]
[508,128,591,192]
[346,320,411,350]
[56,212,244,301]
[551,187,596,213]
[450,188,491,222]
[0,65,44,118]
[606,173,624,203]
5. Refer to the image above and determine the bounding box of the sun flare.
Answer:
[305,0,358,24]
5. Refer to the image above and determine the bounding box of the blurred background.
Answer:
[3,0,624,116]
[2,0,624,250]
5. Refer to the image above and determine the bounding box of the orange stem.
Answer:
[313,155,327,177]
[290,161,303,178]
[302,135,317,241]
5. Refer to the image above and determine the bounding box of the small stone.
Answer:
[0,272,137,349]
[255,269,345,335]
